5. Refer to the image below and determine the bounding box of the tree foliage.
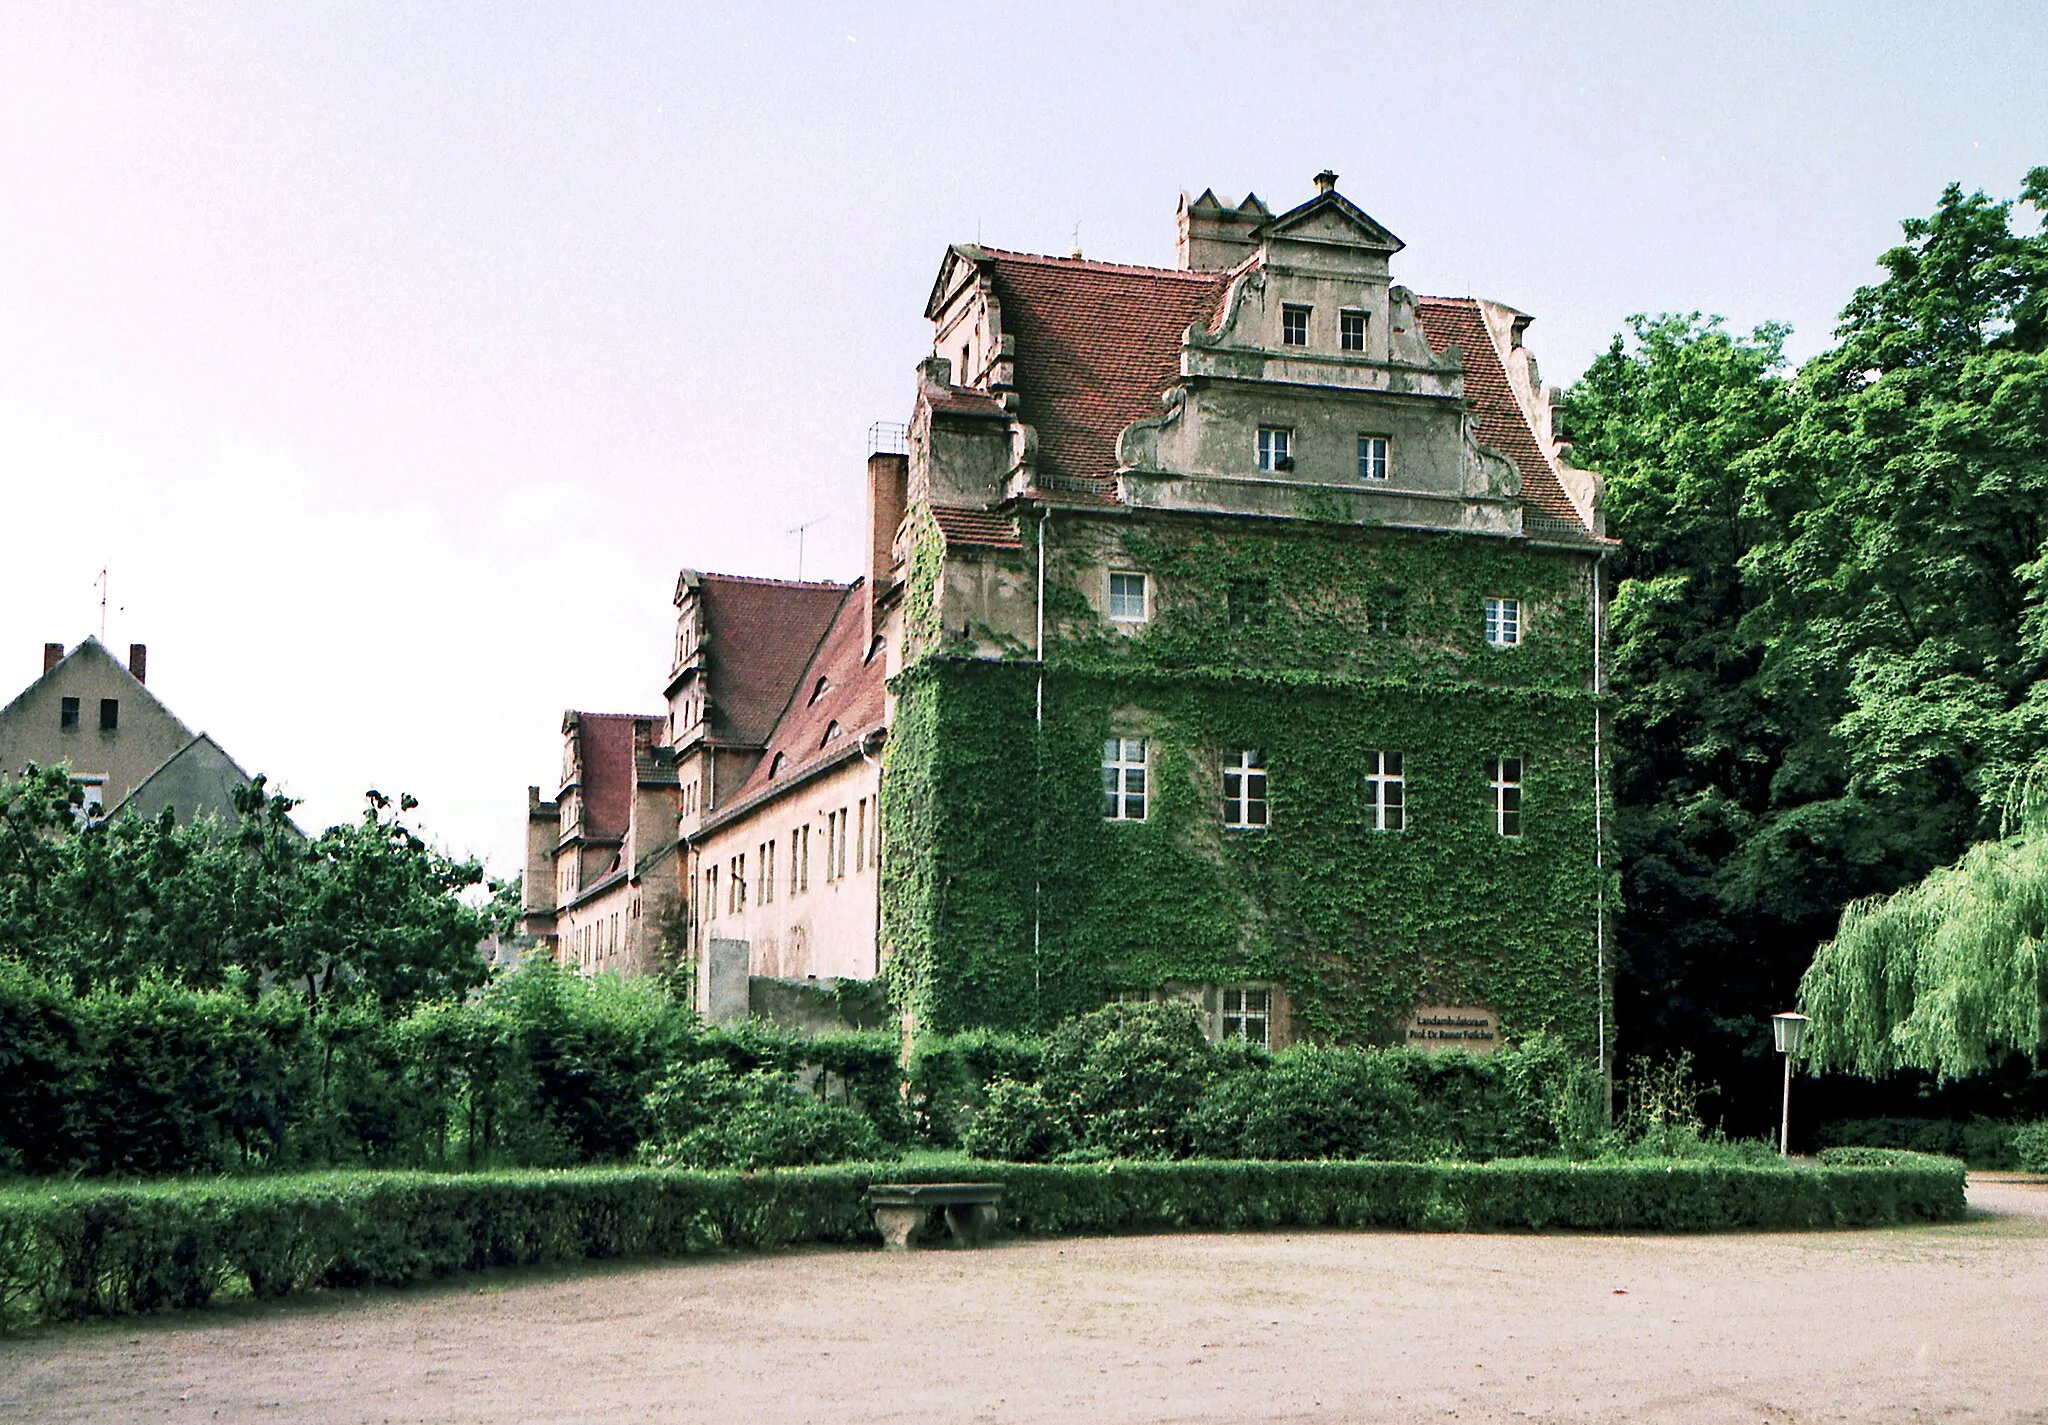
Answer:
[1799,781,2048,1080]
[1561,167,2048,1108]
[0,767,490,1011]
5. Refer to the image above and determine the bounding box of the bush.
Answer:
[962,1078,1070,1162]
[2014,1121,2048,1173]
[638,1060,888,1170]
[1185,1044,1429,1161]
[906,1030,1044,1145]
[1037,1001,1218,1158]
[1818,1116,2018,1169]
[0,1155,1968,1328]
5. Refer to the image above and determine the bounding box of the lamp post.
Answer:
[1773,1012,1810,1157]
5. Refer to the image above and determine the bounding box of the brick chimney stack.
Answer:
[42,643,63,674]
[128,644,147,684]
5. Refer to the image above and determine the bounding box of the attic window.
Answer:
[865,634,885,664]
[1341,309,1367,352]
[99,699,118,731]
[809,675,831,704]
[60,696,79,730]
[769,752,787,778]
[1282,305,1310,346]
[822,720,843,746]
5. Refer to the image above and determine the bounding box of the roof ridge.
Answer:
[979,247,1223,281]
[697,572,855,591]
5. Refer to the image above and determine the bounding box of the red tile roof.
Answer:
[1413,297,1584,527]
[983,249,1231,496]
[567,712,658,840]
[972,249,1590,534]
[729,582,886,806]
[696,575,851,745]
[931,505,1024,549]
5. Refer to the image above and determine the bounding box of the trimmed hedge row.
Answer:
[0,1154,1966,1328]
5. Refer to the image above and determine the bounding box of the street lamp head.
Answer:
[1773,1011,1810,1055]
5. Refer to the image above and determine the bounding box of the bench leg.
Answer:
[943,1202,999,1246]
[873,1205,927,1252]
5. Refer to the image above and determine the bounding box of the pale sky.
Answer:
[2,2,2042,876]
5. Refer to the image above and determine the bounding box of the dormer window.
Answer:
[809,675,831,704]
[769,752,787,778]
[1257,426,1293,473]
[1341,309,1367,351]
[823,720,843,745]
[1282,305,1310,346]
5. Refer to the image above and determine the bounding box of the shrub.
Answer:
[1037,1001,1218,1158]
[638,1060,888,1170]
[1185,1044,1429,1160]
[1818,1116,2018,1169]
[962,1078,1070,1162]
[0,1156,1968,1328]
[2014,1121,2048,1173]
[906,1030,1044,1145]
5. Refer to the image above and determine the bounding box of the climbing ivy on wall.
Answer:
[883,515,1613,1051]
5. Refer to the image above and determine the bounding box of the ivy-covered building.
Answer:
[875,173,1614,1060]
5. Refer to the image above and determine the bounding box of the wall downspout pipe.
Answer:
[1033,504,1049,1014]
[1592,550,1610,1105]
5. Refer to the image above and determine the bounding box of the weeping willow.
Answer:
[1799,779,2048,1080]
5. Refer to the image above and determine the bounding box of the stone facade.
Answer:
[525,174,1611,1060]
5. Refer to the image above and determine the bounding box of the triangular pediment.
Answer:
[924,244,990,321]
[1260,191,1404,254]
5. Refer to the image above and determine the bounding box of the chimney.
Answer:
[866,440,910,644]
[1176,189,1271,271]
[1314,168,1339,195]
[128,644,147,684]
[42,643,64,674]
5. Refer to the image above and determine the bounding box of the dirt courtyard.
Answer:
[4,1176,2045,1424]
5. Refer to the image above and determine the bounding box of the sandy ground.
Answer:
[3,1176,2046,1425]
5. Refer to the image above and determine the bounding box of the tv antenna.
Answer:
[788,517,826,582]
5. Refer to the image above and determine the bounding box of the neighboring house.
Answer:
[528,173,1613,1065]
[0,638,269,826]
[521,711,684,977]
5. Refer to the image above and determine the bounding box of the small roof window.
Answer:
[822,720,842,746]
[769,752,787,778]
[809,675,832,704]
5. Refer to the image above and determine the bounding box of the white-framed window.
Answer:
[1257,426,1293,472]
[71,777,105,825]
[705,865,718,920]
[1357,434,1389,482]
[1220,986,1271,1046]
[790,826,803,895]
[1491,756,1523,838]
[1108,571,1149,623]
[836,808,850,879]
[1366,751,1405,832]
[1102,737,1148,821]
[855,797,868,872]
[1222,749,1267,829]
[731,853,747,911]
[759,840,776,904]
[1281,304,1310,346]
[1340,308,1367,352]
[1484,597,1522,647]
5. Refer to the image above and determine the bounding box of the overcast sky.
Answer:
[2,2,2043,876]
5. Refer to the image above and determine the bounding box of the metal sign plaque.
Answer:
[1404,1005,1500,1054]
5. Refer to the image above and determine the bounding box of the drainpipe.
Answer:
[1592,550,1610,1108]
[1033,504,1050,1014]
[861,730,886,980]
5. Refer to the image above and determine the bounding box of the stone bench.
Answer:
[863,1182,1005,1251]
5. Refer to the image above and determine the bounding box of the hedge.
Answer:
[0,1155,1966,1329]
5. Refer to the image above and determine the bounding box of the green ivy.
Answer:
[883,519,1613,1048]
